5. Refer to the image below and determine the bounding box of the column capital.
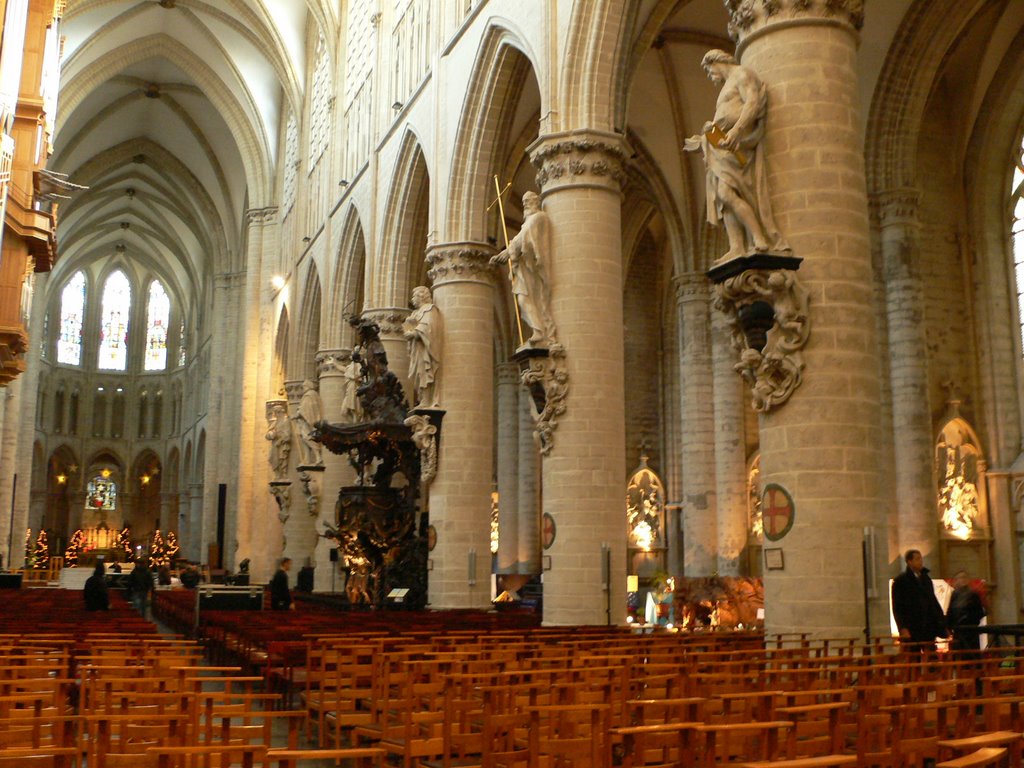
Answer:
[361,307,410,337]
[528,129,629,195]
[315,348,352,378]
[244,206,279,226]
[426,242,497,286]
[870,188,922,229]
[728,0,864,51]
[674,271,712,303]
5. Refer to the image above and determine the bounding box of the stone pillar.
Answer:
[676,272,718,576]
[423,243,496,609]
[727,0,888,635]
[495,363,520,573]
[283,380,318,566]
[874,189,937,561]
[518,391,541,573]
[712,307,749,575]
[234,207,281,583]
[362,308,412,400]
[312,349,354,592]
[189,484,203,563]
[529,131,627,625]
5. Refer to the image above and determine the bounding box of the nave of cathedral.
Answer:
[1,0,1024,641]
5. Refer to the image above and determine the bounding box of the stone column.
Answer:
[518,392,541,573]
[189,484,203,563]
[676,272,718,576]
[529,131,627,625]
[727,0,888,636]
[283,379,319,565]
[234,207,281,583]
[423,243,496,609]
[311,349,355,592]
[874,189,936,561]
[712,307,749,575]
[495,363,520,573]
[362,308,412,399]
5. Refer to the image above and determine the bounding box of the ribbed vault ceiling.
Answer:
[53,0,334,323]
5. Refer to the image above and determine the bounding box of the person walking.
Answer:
[891,549,946,653]
[129,557,154,619]
[269,557,294,611]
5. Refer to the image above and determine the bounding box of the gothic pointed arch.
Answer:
[327,206,367,348]
[445,24,544,243]
[375,130,430,308]
[865,0,991,193]
[294,261,322,379]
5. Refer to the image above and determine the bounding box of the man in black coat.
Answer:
[947,569,986,653]
[83,562,109,611]
[891,548,946,652]
[269,557,294,610]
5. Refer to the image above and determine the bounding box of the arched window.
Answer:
[98,271,131,371]
[1013,132,1024,355]
[53,387,65,433]
[144,280,170,371]
[153,390,163,437]
[138,391,149,439]
[92,388,107,437]
[57,271,86,365]
[309,32,332,164]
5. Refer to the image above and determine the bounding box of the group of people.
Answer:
[82,558,156,616]
[891,548,987,653]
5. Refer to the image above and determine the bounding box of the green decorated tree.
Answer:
[150,530,167,567]
[23,528,31,568]
[64,529,86,567]
[32,530,49,569]
[166,532,180,564]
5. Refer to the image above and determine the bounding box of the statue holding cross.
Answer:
[489,188,558,349]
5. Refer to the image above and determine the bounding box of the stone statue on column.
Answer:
[265,402,292,481]
[685,49,789,262]
[292,379,323,466]
[490,192,557,347]
[403,285,443,408]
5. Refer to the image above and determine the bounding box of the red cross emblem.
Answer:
[762,484,794,541]
[542,513,556,550]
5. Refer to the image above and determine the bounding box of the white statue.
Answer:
[265,403,292,481]
[685,49,789,262]
[338,355,364,423]
[403,286,443,408]
[490,191,557,347]
[292,379,323,466]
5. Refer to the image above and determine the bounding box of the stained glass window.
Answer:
[178,319,186,367]
[86,475,117,511]
[309,32,332,164]
[144,280,170,371]
[57,271,86,365]
[98,271,131,370]
[1013,134,1024,356]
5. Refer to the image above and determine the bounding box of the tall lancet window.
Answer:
[1013,133,1024,354]
[144,280,170,371]
[178,319,186,367]
[98,271,131,370]
[57,271,86,365]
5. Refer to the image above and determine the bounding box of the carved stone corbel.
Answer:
[516,343,569,456]
[269,481,292,524]
[297,469,322,517]
[404,412,440,486]
[711,263,810,413]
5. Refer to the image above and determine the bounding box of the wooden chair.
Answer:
[527,703,611,768]
[936,748,1010,768]
[695,721,795,767]
[0,746,79,767]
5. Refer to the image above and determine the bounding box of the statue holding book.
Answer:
[685,49,789,262]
